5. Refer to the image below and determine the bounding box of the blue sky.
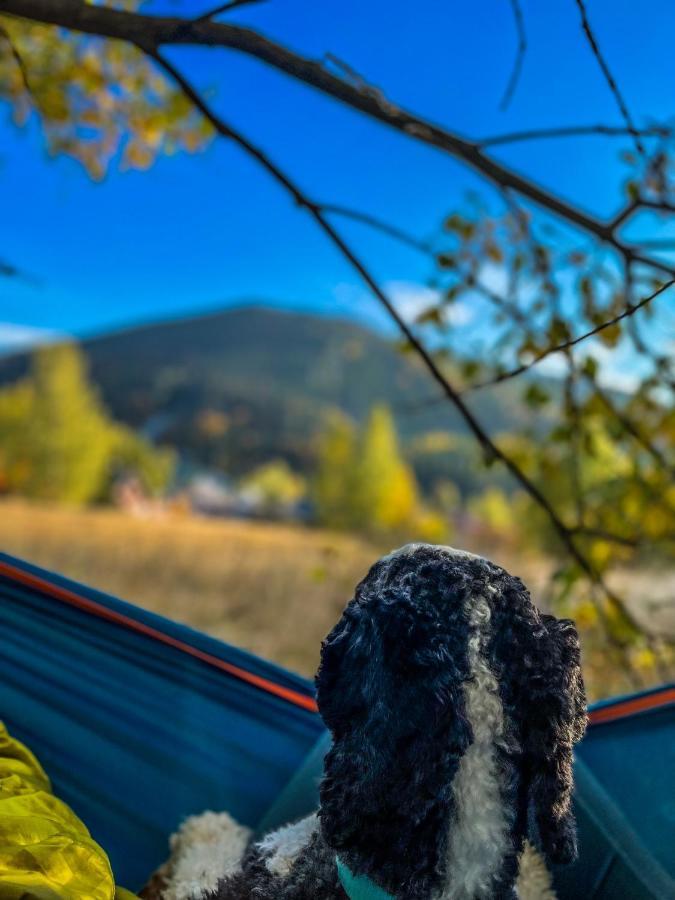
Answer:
[1,0,674,358]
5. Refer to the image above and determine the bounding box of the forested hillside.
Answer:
[0,306,546,482]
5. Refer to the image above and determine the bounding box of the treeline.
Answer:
[0,343,526,546]
[312,407,447,540]
[0,344,174,504]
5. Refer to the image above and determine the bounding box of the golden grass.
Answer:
[0,499,666,698]
[0,499,379,676]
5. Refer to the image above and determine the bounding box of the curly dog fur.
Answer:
[146,544,586,899]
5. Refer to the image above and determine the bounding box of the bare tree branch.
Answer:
[574,0,645,157]
[480,123,671,148]
[6,0,675,289]
[467,279,674,391]
[500,0,527,110]
[0,0,652,246]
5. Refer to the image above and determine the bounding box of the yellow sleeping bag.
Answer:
[0,721,137,900]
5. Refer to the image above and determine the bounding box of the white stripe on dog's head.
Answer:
[441,593,510,900]
[382,543,484,564]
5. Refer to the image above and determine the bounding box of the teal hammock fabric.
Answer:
[0,552,323,891]
[0,551,673,898]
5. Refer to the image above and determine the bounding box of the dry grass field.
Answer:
[0,499,669,698]
[0,499,380,676]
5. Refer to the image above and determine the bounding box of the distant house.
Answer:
[188,472,239,518]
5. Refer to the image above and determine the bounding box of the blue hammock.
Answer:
[0,552,673,898]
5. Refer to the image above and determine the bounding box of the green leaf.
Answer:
[523,383,550,408]
[547,317,571,345]
[437,253,457,270]
[596,323,621,347]
[415,305,443,326]
[582,356,598,378]
[461,359,480,379]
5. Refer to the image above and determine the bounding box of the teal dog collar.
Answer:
[336,856,395,900]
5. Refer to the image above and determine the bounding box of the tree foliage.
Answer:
[351,405,420,534]
[424,179,675,651]
[0,7,213,178]
[312,411,359,531]
[240,459,306,518]
[0,343,174,504]
[313,405,447,541]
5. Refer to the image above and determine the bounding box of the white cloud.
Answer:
[0,322,64,355]
[385,280,473,326]
[536,354,568,379]
[332,280,472,330]
[331,279,646,394]
[475,262,510,297]
[537,338,644,393]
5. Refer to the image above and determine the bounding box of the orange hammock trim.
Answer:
[0,558,319,714]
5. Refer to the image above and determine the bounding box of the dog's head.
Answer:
[316,544,586,896]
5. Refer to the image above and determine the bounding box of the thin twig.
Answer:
[472,278,529,325]
[609,198,640,232]
[564,353,586,526]
[480,123,671,148]
[322,52,398,116]
[640,199,675,215]
[0,22,33,99]
[624,294,675,392]
[319,204,433,255]
[466,279,674,391]
[632,238,675,249]
[500,0,526,110]
[569,527,641,548]
[194,0,265,24]
[574,0,645,157]
[587,376,673,472]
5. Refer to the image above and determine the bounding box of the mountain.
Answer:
[0,306,537,481]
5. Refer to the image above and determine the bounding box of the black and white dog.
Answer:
[145,544,587,900]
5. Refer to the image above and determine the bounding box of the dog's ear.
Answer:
[315,606,370,735]
[316,582,472,872]
[524,615,587,866]
[316,590,468,740]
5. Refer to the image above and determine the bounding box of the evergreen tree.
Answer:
[313,405,446,539]
[23,344,115,503]
[312,411,358,529]
[352,405,420,534]
[0,343,174,505]
[0,380,34,494]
